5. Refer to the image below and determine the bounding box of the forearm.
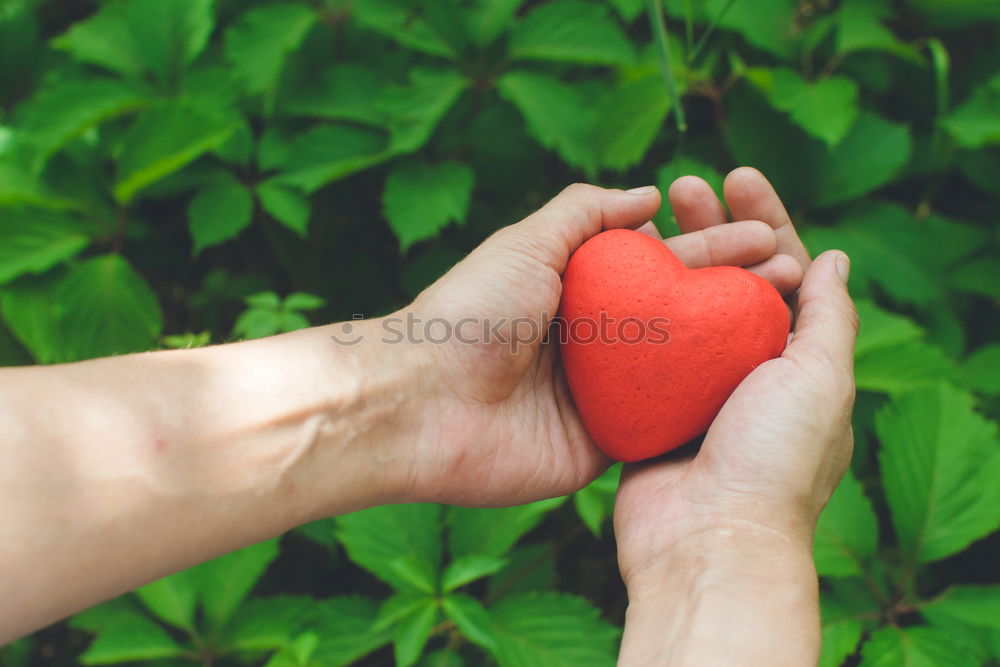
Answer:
[618,521,820,666]
[0,320,421,641]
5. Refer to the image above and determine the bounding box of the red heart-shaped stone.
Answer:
[558,229,790,462]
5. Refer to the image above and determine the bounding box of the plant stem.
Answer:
[688,0,737,65]
[646,0,687,133]
[683,0,694,52]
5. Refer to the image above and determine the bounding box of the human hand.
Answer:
[384,177,803,507]
[613,168,858,666]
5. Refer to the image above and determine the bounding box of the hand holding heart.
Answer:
[612,171,857,590]
[397,168,855,528]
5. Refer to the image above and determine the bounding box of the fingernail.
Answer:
[626,185,657,194]
[836,253,851,282]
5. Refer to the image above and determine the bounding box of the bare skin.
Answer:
[0,169,856,666]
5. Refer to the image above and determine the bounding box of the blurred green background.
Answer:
[1,0,998,665]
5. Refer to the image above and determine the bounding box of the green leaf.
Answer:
[802,204,944,305]
[353,0,458,58]
[335,504,443,591]
[224,3,316,100]
[0,637,33,667]
[282,65,389,126]
[959,146,1000,196]
[232,291,323,339]
[852,301,955,394]
[196,539,280,633]
[877,383,1000,564]
[607,0,645,21]
[270,124,388,193]
[284,293,326,311]
[594,75,671,170]
[834,0,920,60]
[0,160,76,209]
[220,595,314,652]
[78,614,187,665]
[115,104,240,203]
[265,631,319,667]
[722,83,822,211]
[389,554,439,595]
[572,464,620,537]
[381,68,467,156]
[960,344,1000,396]
[257,182,311,236]
[394,599,438,667]
[0,273,64,363]
[54,0,214,83]
[856,341,955,395]
[853,300,924,355]
[57,255,163,361]
[489,592,619,667]
[17,78,146,169]
[135,570,199,632]
[52,1,144,77]
[814,469,879,577]
[814,112,912,207]
[441,555,508,592]
[188,176,254,254]
[70,597,144,634]
[921,586,1000,629]
[498,71,597,174]
[819,596,864,667]
[860,625,980,666]
[442,594,497,653]
[374,593,431,632]
[702,0,798,59]
[294,517,337,549]
[449,497,565,559]
[0,210,90,284]
[747,68,859,147]
[126,0,215,83]
[509,0,634,65]
[307,596,392,666]
[950,255,1000,298]
[487,545,556,598]
[383,160,474,251]
[463,0,527,46]
[944,75,1000,149]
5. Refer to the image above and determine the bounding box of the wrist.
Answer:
[302,316,438,513]
[619,520,818,666]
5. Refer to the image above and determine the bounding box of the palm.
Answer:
[410,236,607,506]
[615,347,853,581]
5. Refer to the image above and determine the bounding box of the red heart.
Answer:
[558,229,790,462]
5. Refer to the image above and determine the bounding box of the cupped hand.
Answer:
[614,168,859,587]
[394,177,801,507]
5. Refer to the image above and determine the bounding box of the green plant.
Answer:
[1,0,998,664]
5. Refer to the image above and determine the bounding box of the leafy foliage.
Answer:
[0,0,998,665]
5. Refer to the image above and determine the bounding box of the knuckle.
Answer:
[561,182,597,198]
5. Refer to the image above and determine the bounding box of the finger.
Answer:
[784,251,858,375]
[743,253,804,296]
[723,167,811,272]
[664,220,776,270]
[513,183,662,273]
[668,175,729,233]
[635,221,663,240]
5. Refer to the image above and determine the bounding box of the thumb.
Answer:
[784,250,859,376]
[500,183,662,274]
